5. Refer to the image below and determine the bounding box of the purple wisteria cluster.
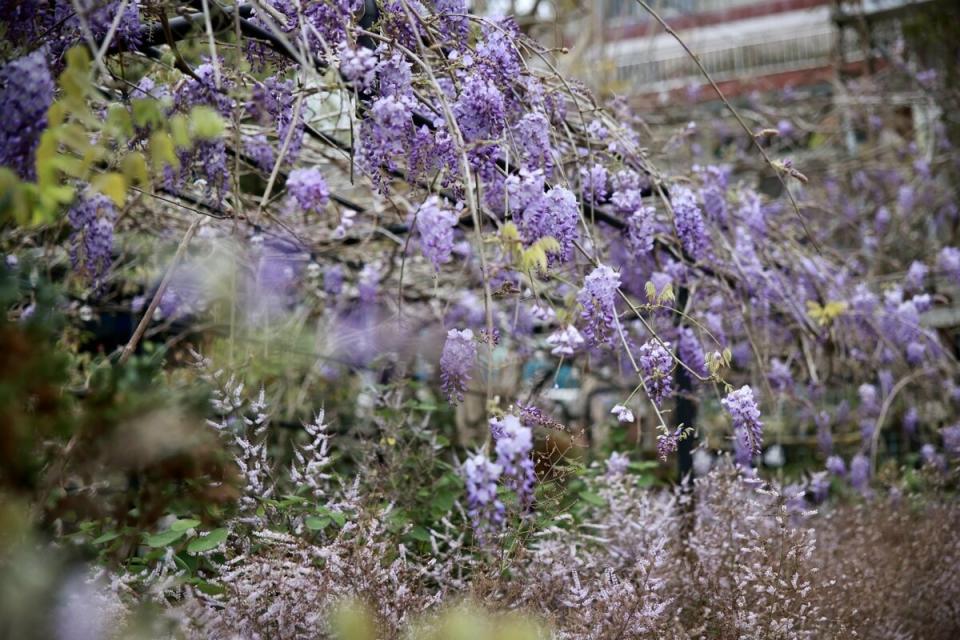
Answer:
[67,193,117,283]
[626,205,656,256]
[414,196,458,271]
[721,386,764,465]
[577,264,621,347]
[638,340,674,406]
[518,185,580,263]
[440,328,477,404]
[0,50,54,180]
[462,452,504,535]
[677,327,707,379]
[245,76,304,171]
[463,413,537,536]
[454,75,506,143]
[672,186,710,261]
[285,168,330,214]
[493,414,536,508]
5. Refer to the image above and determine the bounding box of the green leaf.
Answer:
[408,526,431,542]
[430,491,456,513]
[170,518,201,532]
[193,580,226,596]
[578,490,606,507]
[186,528,228,554]
[144,528,186,548]
[189,106,225,140]
[305,516,330,531]
[91,531,120,545]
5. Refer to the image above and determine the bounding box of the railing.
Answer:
[613,29,846,91]
[604,0,784,20]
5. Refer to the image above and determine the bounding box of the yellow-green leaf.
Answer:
[121,152,149,186]
[501,222,520,243]
[644,281,657,302]
[132,98,164,128]
[149,132,179,172]
[169,114,191,149]
[521,245,548,273]
[92,172,127,206]
[106,104,134,140]
[189,106,225,140]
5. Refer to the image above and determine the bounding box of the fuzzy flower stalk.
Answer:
[721,385,764,464]
[290,411,332,499]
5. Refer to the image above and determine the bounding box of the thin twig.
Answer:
[118,218,203,365]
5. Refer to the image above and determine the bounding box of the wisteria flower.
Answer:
[577,264,620,347]
[413,196,458,271]
[638,340,674,406]
[286,168,330,213]
[721,385,764,461]
[545,325,584,357]
[611,404,634,424]
[440,328,477,404]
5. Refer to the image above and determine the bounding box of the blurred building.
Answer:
[583,0,942,108]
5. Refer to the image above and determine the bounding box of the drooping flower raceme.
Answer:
[73,0,144,51]
[436,0,469,42]
[605,451,630,477]
[414,196,458,271]
[937,246,960,285]
[849,453,870,491]
[512,111,553,171]
[942,424,960,459]
[611,404,634,423]
[626,205,656,256]
[545,325,584,357]
[672,186,709,260]
[493,414,536,509]
[357,93,415,181]
[338,43,378,92]
[519,185,580,263]
[286,168,330,213]
[721,385,764,461]
[698,164,729,223]
[657,427,684,461]
[0,50,54,180]
[454,75,505,142]
[677,327,707,379]
[638,340,674,406]
[440,328,477,404]
[67,193,118,283]
[246,75,304,169]
[463,452,504,533]
[577,265,620,347]
[580,163,609,204]
[826,454,846,476]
